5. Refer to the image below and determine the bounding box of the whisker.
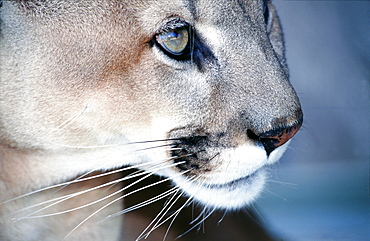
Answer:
[54,168,102,193]
[53,138,184,149]
[62,165,188,241]
[12,170,151,220]
[103,186,179,220]
[101,169,189,220]
[13,161,185,220]
[163,203,184,241]
[138,175,199,240]
[208,152,220,162]
[49,105,88,134]
[136,191,185,241]
[148,192,194,239]
[61,173,157,241]
[263,189,288,201]
[265,179,298,187]
[189,206,207,225]
[168,152,194,162]
[173,177,218,239]
[247,202,266,225]
[136,178,191,240]
[163,190,201,241]
[177,206,216,239]
[133,144,177,153]
[25,171,157,220]
[218,210,227,224]
[1,159,168,206]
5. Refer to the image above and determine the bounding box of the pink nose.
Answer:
[247,120,302,155]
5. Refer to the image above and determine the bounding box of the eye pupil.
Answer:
[156,26,189,56]
[167,31,180,40]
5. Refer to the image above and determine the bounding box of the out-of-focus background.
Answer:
[257,1,369,240]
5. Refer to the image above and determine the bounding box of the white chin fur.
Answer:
[172,169,266,210]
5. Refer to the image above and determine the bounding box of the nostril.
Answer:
[247,120,302,156]
[259,137,280,156]
[246,129,259,141]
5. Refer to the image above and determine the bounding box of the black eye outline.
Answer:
[263,1,273,33]
[151,19,193,61]
[263,2,270,25]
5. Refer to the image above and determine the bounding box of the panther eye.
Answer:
[156,26,189,56]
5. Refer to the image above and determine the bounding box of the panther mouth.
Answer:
[171,167,266,210]
[205,170,259,191]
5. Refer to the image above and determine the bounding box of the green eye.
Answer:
[156,27,189,55]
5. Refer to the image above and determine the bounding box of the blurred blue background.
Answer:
[257,1,369,240]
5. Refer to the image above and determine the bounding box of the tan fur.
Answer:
[0,0,302,240]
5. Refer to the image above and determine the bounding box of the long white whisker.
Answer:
[138,175,199,240]
[14,161,185,220]
[189,206,207,225]
[61,164,188,241]
[133,144,177,153]
[147,192,194,239]
[162,198,189,241]
[53,138,183,149]
[136,191,184,241]
[136,175,197,240]
[103,186,179,221]
[265,179,298,187]
[247,203,266,224]
[173,176,217,239]
[12,170,152,220]
[177,206,216,239]
[54,168,102,193]
[1,159,168,206]
[60,172,157,241]
[24,170,159,220]
[263,189,288,201]
[102,169,190,223]
[135,180,189,241]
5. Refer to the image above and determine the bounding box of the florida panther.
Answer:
[0,0,302,240]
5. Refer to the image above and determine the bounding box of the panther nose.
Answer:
[247,119,303,156]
